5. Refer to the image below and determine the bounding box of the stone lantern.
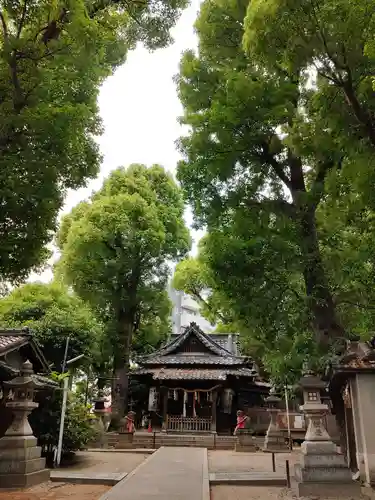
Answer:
[93,390,107,427]
[263,387,288,451]
[295,369,360,498]
[0,360,50,488]
[91,390,107,447]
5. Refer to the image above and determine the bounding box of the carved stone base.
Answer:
[0,469,50,489]
[295,440,361,498]
[115,431,133,449]
[296,480,361,498]
[235,432,256,452]
[0,436,49,489]
[263,434,288,452]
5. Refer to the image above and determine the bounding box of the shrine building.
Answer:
[132,322,269,434]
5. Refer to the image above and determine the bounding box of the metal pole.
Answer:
[56,376,69,467]
[286,459,291,488]
[62,337,70,373]
[84,372,89,407]
[284,385,292,450]
[272,452,276,472]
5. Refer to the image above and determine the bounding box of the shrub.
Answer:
[30,377,97,460]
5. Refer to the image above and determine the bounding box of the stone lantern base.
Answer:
[263,435,289,452]
[235,430,257,452]
[295,441,361,497]
[0,435,50,489]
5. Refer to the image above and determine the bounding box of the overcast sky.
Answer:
[29,0,204,283]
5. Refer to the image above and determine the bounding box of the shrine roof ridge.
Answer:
[139,354,246,366]
[139,323,249,364]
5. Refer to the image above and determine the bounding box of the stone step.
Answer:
[87,448,155,454]
[209,472,287,486]
[50,471,127,486]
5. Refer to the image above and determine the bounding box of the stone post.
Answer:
[295,370,361,497]
[0,361,50,488]
[118,411,136,449]
[263,387,288,451]
[92,391,106,447]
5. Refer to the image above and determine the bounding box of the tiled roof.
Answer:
[142,354,245,366]
[333,339,375,371]
[133,367,258,381]
[152,323,235,358]
[0,329,30,355]
[0,328,50,374]
[140,323,249,368]
[170,332,241,355]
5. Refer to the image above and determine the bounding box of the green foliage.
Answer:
[243,0,375,149]
[0,0,188,283]
[173,254,232,325]
[0,282,102,370]
[58,164,190,414]
[31,374,97,456]
[175,0,375,385]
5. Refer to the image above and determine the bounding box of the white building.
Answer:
[168,286,215,334]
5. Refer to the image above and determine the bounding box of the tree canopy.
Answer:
[175,0,375,386]
[58,163,190,415]
[0,282,102,370]
[0,0,188,283]
[243,0,375,150]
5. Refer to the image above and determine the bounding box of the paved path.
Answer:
[99,446,209,500]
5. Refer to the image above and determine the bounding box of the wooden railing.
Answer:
[166,415,212,432]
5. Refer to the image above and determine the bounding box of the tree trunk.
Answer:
[342,81,375,149]
[111,310,133,419]
[296,205,348,445]
[298,206,345,344]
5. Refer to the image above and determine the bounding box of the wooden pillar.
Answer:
[211,390,217,433]
[162,388,168,432]
[183,390,187,417]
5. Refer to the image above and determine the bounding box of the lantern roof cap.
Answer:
[298,371,326,390]
[4,360,45,389]
[265,386,281,403]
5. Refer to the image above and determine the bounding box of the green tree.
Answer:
[173,240,313,385]
[173,256,233,325]
[243,0,375,150]
[0,282,103,370]
[176,0,355,352]
[0,0,188,283]
[58,164,190,416]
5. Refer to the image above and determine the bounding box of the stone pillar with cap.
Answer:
[263,387,288,451]
[295,369,361,498]
[91,390,107,447]
[0,360,50,488]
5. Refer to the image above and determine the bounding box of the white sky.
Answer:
[29,0,204,283]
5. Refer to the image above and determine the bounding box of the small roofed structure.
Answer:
[0,328,55,437]
[0,327,51,378]
[132,322,269,434]
[329,338,375,484]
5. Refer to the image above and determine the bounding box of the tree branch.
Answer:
[259,144,292,189]
[0,12,8,40]
[17,0,29,39]
[241,198,295,218]
[309,158,340,209]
